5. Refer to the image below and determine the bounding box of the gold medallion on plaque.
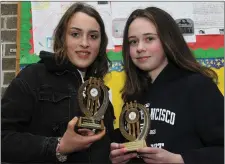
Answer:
[119,101,150,152]
[76,77,109,131]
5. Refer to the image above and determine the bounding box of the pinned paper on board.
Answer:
[195,28,225,35]
[176,18,194,34]
[112,18,127,45]
[192,2,224,29]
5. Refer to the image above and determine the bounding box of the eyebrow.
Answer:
[70,27,100,33]
[128,33,157,39]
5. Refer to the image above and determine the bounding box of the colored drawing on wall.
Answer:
[20,2,39,66]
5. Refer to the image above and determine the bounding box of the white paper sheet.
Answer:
[183,35,196,43]
[32,2,62,55]
[193,2,224,28]
[96,3,114,49]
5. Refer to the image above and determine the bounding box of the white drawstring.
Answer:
[77,69,86,98]
[77,69,85,84]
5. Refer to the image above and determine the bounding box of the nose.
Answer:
[80,36,89,48]
[136,41,146,53]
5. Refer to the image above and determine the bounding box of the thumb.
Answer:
[85,128,106,143]
[67,117,78,131]
[111,142,125,150]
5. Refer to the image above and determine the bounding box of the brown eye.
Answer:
[129,40,138,46]
[90,34,99,40]
[71,32,79,38]
[146,37,153,42]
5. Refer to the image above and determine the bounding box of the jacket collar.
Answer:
[39,50,79,74]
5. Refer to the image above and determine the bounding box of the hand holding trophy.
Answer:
[119,101,150,152]
[76,77,109,132]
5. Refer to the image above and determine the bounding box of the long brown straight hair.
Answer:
[122,7,218,101]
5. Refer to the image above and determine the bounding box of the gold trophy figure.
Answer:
[119,101,150,152]
[76,77,109,131]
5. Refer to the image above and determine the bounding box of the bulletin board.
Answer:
[17,2,224,128]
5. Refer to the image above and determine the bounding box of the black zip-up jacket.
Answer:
[113,63,224,164]
[2,51,115,163]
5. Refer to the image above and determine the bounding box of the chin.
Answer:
[71,61,89,68]
[77,62,94,69]
[76,65,89,69]
[137,66,152,71]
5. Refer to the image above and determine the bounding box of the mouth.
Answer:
[76,51,91,59]
[136,56,150,62]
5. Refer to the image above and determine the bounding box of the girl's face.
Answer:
[128,17,168,81]
[66,12,101,70]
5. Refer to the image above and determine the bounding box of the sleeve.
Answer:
[181,75,224,164]
[1,69,58,163]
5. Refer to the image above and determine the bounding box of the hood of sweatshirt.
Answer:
[38,50,78,73]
